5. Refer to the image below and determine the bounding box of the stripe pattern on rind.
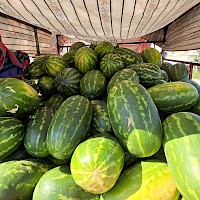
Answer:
[24,106,54,158]
[43,55,68,77]
[101,160,180,200]
[127,63,161,86]
[0,78,40,117]
[107,80,163,158]
[80,70,107,99]
[46,95,92,160]
[70,137,124,194]
[0,160,50,199]
[107,68,139,93]
[100,53,124,78]
[147,81,199,113]
[90,100,112,134]
[54,67,82,95]
[163,112,200,200]
[74,47,98,74]
[33,166,99,200]
[141,47,161,67]
[0,117,24,160]
[94,41,114,60]
[114,47,143,66]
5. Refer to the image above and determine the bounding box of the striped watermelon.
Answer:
[107,68,139,93]
[0,160,51,199]
[45,93,66,112]
[160,62,172,74]
[46,95,92,160]
[0,78,40,117]
[187,79,200,93]
[147,81,199,113]
[54,68,82,96]
[27,56,45,79]
[0,117,24,160]
[24,106,54,158]
[160,69,169,81]
[141,47,162,66]
[94,41,114,60]
[127,63,161,87]
[33,166,99,200]
[38,75,56,96]
[69,41,85,51]
[167,63,189,81]
[2,144,31,163]
[43,55,68,77]
[163,112,200,200]
[114,47,143,66]
[74,47,98,74]
[100,160,180,200]
[191,95,200,115]
[107,80,163,158]
[80,70,107,99]
[62,50,76,67]
[70,137,124,194]
[90,100,112,134]
[100,53,124,78]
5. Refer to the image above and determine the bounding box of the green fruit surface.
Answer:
[147,81,199,113]
[101,160,180,200]
[0,117,24,160]
[33,166,100,200]
[70,137,124,194]
[0,78,40,117]
[107,80,163,158]
[47,95,92,160]
[163,112,200,200]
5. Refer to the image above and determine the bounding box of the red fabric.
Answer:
[0,42,24,69]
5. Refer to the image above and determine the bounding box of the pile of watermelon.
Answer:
[0,41,200,200]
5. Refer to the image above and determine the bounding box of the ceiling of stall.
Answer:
[0,0,200,55]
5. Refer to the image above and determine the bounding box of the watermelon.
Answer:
[114,47,143,66]
[187,79,200,93]
[27,56,45,79]
[74,47,98,74]
[191,95,200,115]
[0,160,51,199]
[163,112,200,200]
[100,53,124,78]
[33,166,100,200]
[0,78,40,117]
[94,41,114,60]
[160,69,169,81]
[107,68,139,93]
[167,63,189,81]
[147,81,199,113]
[70,137,124,194]
[43,55,68,77]
[69,41,85,51]
[107,80,163,158]
[38,75,56,96]
[45,93,66,112]
[2,144,31,163]
[100,160,180,200]
[0,117,24,160]
[54,67,82,96]
[141,47,162,66]
[62,50,76,67]
[89,43,97,50]
[46,95,92,160]
[80,70,107,99]
[24,106,54,158]
[160,62,172,73]
[90,100,112,134]
[127,63,161,87]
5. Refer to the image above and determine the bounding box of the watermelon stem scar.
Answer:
[7,104,19,114]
